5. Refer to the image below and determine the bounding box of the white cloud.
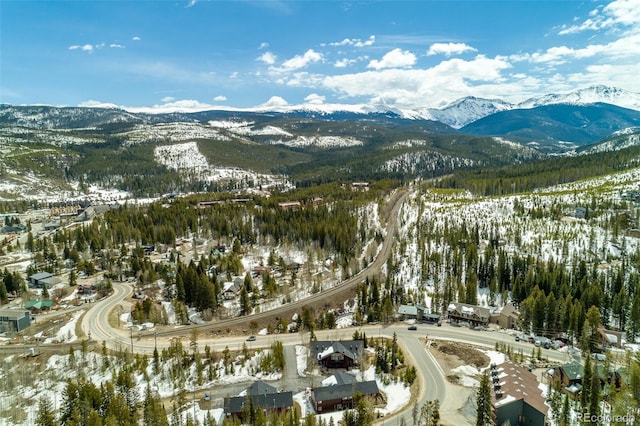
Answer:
[427,42,477,57]
[132,36,141,41]
[278,49,323,71]
[78,100,119,108]
[186,0,197,7]
[70,41,125,52]
[559,0,640,34]
[79,99,229,114]
[367,48,416,69]
[327,35,375,47]
[566,63,640,92]
[161,96,175,102]
[516,33,640,64]
[322,55,512,108]
[213,95,227,101]
[304,93,325,104]
[257,51,277,65]
[334,58,357,68]
[69,44,94,53]
[259,42,269,49]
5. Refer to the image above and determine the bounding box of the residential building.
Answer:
[28,272,53,288]
[223,381,293,419]
[447,302,491,327]
[490,303,520,330]
[222,278,244,300]
[397,304,441,323]
[312,379,382,413]
[491,362,548,426]
[310,340,364,370]
[24,300,54,313]
[546,361,583,397]
[0,309,31,333]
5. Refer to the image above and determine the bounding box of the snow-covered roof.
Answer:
[317,345,335,360]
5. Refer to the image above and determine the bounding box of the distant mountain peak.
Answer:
[519,85,640,110]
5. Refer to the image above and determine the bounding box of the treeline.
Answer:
[388,194,640,352]
[0,268,24,302]
[435,145,640,196]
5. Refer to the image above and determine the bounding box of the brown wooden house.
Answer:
[311,340,364,370]
[312,379,382,413]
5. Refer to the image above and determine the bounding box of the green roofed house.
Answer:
[24,299,54,313]
[397,304,440,323]
[546,361,583,398]
[560,362,584,386]
[0,309,31,333]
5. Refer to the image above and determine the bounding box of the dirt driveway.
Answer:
[427,341,491,426]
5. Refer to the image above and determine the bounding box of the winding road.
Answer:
[77,188,569,425]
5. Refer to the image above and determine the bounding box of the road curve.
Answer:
[77,187,568,425]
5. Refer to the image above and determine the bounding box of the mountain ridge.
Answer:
[3,85,640,130]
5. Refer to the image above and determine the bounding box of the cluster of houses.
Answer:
[545,356,627,401]
[0,271,101,335]
[222,339,384,421]
[395,301,519,330]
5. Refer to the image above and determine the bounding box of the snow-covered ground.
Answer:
[0,339,282,426]
[449,350,506,388]
[41,310,83,344]
[154,141,291,189]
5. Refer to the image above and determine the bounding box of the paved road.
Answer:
[82,189,409,349]
[92,319,567,425]
[75,186,570,425]
[81,278,133,350]
[153,189,408,339]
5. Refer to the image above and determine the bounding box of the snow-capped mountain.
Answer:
[421,96,514,129]
[2,85,638,131]
[424,85,640,129]
[518,85,640,111]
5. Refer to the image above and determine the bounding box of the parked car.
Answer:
[246,335,256,341]
[408,325,418,331]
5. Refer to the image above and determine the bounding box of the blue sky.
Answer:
[1,0,639,112]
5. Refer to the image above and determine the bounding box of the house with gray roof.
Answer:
[223,380,293,420]
[312,379,382,413]
[28,272,62,289]
[310,340,364,369]
[0,309,31,333]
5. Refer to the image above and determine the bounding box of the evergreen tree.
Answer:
[476,373,492,426]
[35,395,57,426]
[581,354,592,414]
[559,394,570,426]
[588,360,601,419]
